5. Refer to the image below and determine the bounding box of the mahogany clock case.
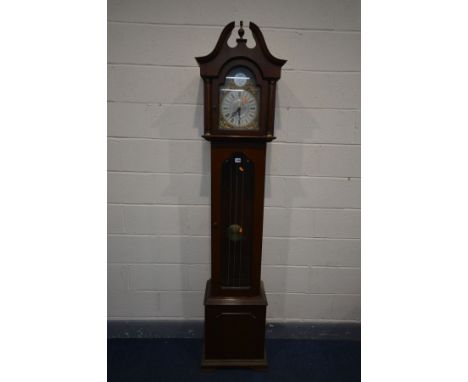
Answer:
[196,21,286,368]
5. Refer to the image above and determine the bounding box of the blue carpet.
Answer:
[108,338,360,381]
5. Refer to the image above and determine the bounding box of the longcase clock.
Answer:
[196,21,286,368]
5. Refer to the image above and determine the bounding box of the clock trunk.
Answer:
[210,141,266,297]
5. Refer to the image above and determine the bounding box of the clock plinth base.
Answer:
[202,280,268,368]
[201,349,268,369]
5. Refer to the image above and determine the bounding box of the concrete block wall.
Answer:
[108,0,361,322]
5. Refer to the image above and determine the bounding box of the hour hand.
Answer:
[230,107,240,118]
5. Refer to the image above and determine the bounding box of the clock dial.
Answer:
[219,67,259,130]
[221,90,258,128]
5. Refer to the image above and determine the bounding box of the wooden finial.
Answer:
[237,20,247,43]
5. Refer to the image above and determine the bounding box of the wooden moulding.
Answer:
[201,350,268,369]
[202,134,276,142]
[204,280,268,306]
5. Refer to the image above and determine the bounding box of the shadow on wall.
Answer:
[264,81,308,320]
[162,78,208,319]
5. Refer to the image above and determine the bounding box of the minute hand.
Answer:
[230,107,241,118]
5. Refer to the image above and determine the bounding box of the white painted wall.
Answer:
[108,0,360,322]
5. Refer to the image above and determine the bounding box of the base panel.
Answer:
[202,348,268,369]
[203,280,268,368]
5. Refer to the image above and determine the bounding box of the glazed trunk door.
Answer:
[220,153,254,288]
[210,142,266,296]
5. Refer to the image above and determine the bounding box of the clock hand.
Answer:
[230,107,241,118]
[237,91,243,124]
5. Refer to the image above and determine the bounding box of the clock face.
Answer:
[220,90,258,128]
[219,67,259,130]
